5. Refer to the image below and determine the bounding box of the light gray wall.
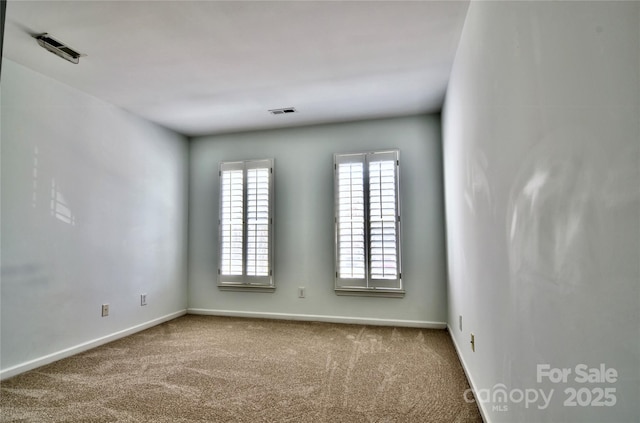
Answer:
[0,60,189,377]
[189,115,447,325]
[443,2,639,422]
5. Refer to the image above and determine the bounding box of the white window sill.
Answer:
[335,288,405,298]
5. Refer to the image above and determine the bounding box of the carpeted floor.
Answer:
[1,315,482,422]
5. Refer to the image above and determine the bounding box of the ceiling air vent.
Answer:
[35,33,84,64]
[269,107,297,115]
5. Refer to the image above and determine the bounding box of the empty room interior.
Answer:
[1,1,638,422]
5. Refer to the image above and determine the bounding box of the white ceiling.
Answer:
[3,0,470,137]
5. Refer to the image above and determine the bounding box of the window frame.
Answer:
[218,158,275,292]
[333,150,403,297]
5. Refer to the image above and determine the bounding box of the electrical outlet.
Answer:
[141,294,147,306]
[101,304,109,317]
[470,333,475,352]
[298,287,305,298]
[459,315,463,331]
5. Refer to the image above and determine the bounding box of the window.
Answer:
[334,150,403,297]
[218,159,274,291]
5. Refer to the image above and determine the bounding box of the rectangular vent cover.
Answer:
[269,107,297,115]
[35,33,84,64]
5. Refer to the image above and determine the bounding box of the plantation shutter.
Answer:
[220,164,244,276]
[334,151,402,295]
[245,163,270,277]
[336,156,366,280]
[367,151,400,289]
[219,159,274,290]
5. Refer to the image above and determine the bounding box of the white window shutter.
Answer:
[369,156,398,280]
[219,159,274,290]
[246,166,270,277]
[220,166,244,276]
[334,150,402,296]
[337,161,366,279]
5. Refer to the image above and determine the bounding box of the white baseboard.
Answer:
[187,308,447,329]
[0,310,187,380]
[447,324,490,423]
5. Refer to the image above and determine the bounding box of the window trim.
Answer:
[333,150,404,298]
[218,158,275,292]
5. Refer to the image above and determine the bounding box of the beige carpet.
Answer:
[1,315,481,422]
